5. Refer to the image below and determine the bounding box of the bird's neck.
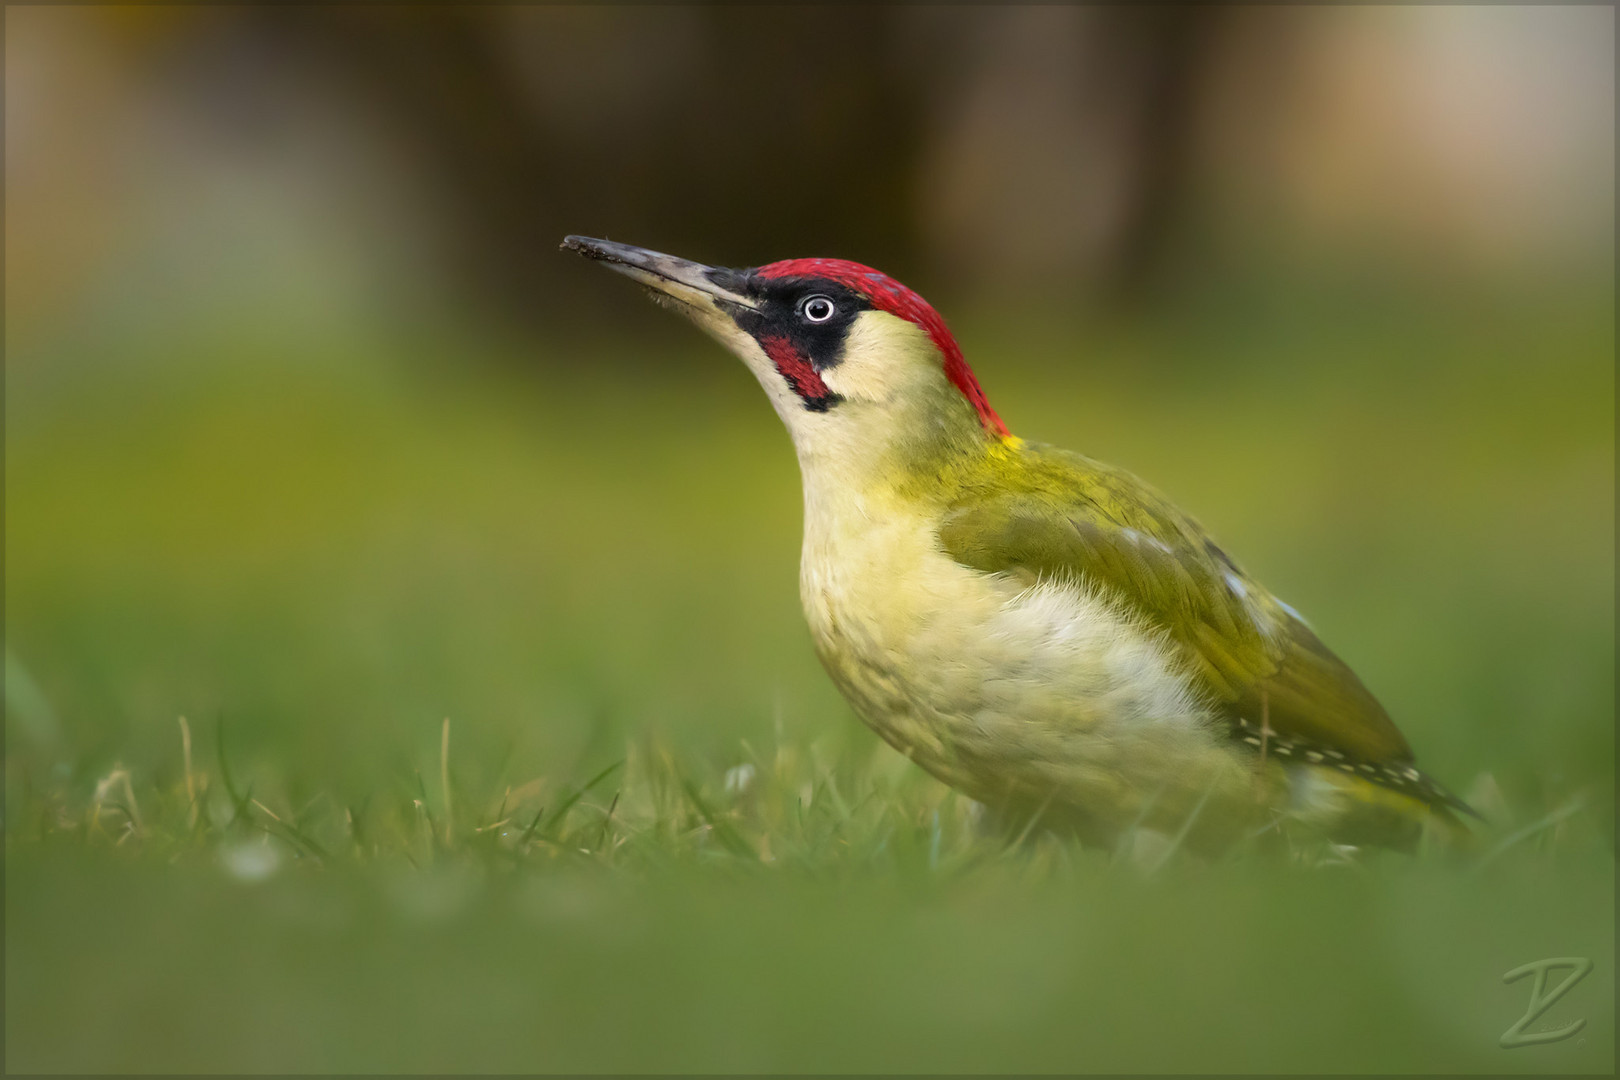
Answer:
[794,408,1018,540]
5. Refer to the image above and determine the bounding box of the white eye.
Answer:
[801,295,836,323]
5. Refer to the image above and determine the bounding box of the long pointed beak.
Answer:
[561,236,757,312]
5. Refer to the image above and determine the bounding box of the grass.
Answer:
[31,714,1000,874]
[5,279,1614,1072]
[22,706,1602,877]
[6,716,1612,1073]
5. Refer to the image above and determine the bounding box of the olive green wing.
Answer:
[937,455,1413,765]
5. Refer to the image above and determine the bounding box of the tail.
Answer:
[1415,768,1485,852]
[1419,800,1483,853]
[1324,767,1483,853]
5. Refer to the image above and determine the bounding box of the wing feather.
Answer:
[937,447,1413,764]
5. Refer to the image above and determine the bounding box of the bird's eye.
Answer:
[800,295,836,323]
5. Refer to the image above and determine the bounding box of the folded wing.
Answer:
[936,447,1412,765]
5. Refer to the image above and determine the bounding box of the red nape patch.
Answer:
[756,258,1009,437]
[759,334,836,410]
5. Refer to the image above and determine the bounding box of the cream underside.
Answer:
[795,475,1353,844]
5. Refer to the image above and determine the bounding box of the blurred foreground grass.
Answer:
[5,279,1614,1072]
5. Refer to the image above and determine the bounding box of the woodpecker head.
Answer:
[563,237,1009,465]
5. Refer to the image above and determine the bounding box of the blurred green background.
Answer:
[5,6,1614,1074]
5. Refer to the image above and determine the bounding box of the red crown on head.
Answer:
[755,258,1009,437]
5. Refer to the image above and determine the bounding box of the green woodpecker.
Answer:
[563,236,1476,854]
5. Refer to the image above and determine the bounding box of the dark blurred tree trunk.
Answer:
[1092,6,1230,306]
[901,6,1236,308]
